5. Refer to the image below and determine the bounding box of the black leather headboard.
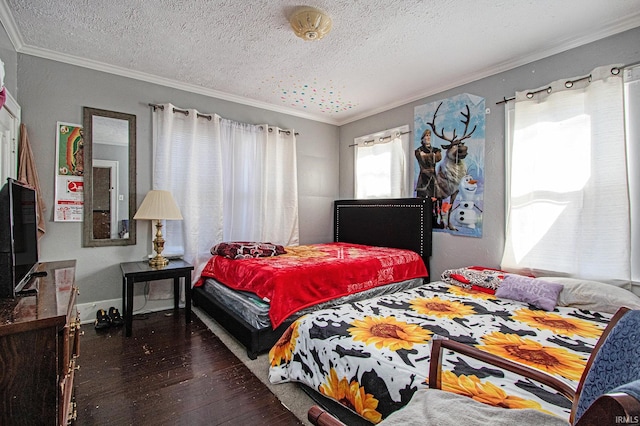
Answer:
[334,198,432,276]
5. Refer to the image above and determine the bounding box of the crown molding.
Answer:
[0,0,340,126]
[337,13,640,125]
[0,0,24,50]
[17,44,342,126]
[2,0,639,127]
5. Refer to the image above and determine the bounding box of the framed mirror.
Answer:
[82,107,137,247]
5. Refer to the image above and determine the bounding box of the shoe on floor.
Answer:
[108,307,124,327]
[95,309,111,330]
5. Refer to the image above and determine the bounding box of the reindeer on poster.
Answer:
[427,101,477,230]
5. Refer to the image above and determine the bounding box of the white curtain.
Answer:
[152,104,224,281]
[355,125,411,198]
[219,120,299,246]
[151,105,299,290]
[626,65,640,283]
[501,65,630,280]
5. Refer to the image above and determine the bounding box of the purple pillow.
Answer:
[495,274,564,311]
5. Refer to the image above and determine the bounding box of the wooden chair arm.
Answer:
[308,405,346,426]
[575,392,640,426]
[571,306,629,419]
[428,337,576,401]
[612,393,640,418]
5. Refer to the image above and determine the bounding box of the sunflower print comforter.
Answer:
[268,281,611,424]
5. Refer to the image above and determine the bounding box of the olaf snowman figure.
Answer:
[451,175,480,229]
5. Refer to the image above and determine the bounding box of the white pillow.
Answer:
[535,277,640,314]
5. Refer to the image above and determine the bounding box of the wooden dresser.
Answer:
[0,260,79,425]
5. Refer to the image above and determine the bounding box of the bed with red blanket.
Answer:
[192,198,433,359]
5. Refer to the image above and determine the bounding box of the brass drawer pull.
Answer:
[67,401,78,423]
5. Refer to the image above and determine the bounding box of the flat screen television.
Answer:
[0,178,39,298]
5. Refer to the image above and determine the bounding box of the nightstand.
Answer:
[120,259,194,337]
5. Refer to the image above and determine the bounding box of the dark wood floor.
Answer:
[75,310,303,425]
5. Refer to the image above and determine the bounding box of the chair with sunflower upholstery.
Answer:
[308,307,640,426]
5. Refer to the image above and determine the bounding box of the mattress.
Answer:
[202,277,426,329]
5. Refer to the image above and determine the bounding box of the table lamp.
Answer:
[133,190,183,267]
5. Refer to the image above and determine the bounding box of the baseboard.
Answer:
[77,296,182,324]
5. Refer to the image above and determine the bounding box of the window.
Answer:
[152,104,299,275]
[625,64,640,283]
[502,64,638,283]
[354,125,412,199]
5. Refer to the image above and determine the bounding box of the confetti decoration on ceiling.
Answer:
[260,77,358,114]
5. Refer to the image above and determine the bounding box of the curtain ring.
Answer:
[526,86,552,99]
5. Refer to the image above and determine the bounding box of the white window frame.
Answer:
[624,64,640,283]
[353,124,411,199]
[503,64,638,285]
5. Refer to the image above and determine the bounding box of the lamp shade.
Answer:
[133,190,183,220]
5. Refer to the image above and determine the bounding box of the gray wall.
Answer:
[17,56,339,304]
[340,26,640,280]
[11,25,640,304]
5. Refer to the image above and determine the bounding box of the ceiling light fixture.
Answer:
[289,7,332,41]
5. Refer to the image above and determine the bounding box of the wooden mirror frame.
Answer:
[82,107,137,247]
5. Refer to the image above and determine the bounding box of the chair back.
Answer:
[573,308,640,423]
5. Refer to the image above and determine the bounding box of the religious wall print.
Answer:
[414,93,485,237]
[54,122,84,222]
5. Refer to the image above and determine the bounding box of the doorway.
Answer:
[92,159,118,239]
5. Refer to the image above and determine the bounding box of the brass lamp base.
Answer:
[149,254,169,268]
[149,220,169,268]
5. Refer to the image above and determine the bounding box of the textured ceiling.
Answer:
[2,0,640,125]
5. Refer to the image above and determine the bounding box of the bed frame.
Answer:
[334,198,432,276]
[192,197,433,359]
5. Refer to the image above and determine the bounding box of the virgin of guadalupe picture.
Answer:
[57,124,84,176]
[54,122,84,222]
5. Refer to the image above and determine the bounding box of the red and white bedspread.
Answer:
[196,242,428,328]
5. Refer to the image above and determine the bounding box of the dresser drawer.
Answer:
[0,260,78,425]
[60,290,80,425]
[59,357,77,425]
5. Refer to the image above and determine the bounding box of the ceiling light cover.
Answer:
[289,7,332,41]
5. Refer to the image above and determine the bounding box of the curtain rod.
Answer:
[495,59,640,105]
[349,130,411,147]
[148,103,212,120]
[149,103,299,135]
[257,125,299,136]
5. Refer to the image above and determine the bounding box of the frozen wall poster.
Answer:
[414,93,485,237]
